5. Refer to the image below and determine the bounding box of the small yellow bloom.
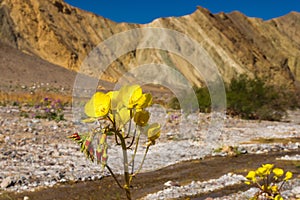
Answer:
[271,185,278,193]
[262,164,274,170]
[119,85,143,108]
[85,92,111,118]
[274,195,283,200]
[136,93,152,110]
[113,107,131,128]
[256,167,267,177]
[246,171,256,182]
[107,91,122,110]
[273,168,284,177]
[146,123,161,143]
[244,181,251,185]
[262,163,274,174]
[284,171,293,181]
[134,111,150,127]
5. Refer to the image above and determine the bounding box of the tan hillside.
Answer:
[0,0,299,87]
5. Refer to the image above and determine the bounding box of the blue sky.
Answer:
[64,0,300,24]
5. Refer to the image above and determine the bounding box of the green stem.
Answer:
[127,128,137,149]
[278,180,286,191]
[116,131,131,200]
[126,110,133,138]
[132,146,149,177]
[130,128,140,174]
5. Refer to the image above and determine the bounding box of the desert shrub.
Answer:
[194,87,211,112]
[168,96,180,110]
[168,74,299,121]
[168,86,211,113]
[226,75,299,121]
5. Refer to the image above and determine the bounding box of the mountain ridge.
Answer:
[0,0,299,88]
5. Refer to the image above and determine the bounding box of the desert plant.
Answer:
[245,163,293,200]
[168,86,211,112]
[169,75,299,121]
[226,75,298,121]
[69,85,160,200]
[34,97,65,121]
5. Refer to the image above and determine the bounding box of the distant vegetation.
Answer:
[0,91,71,107]
[168,74,300,121]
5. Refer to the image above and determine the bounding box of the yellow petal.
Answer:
[262,164,274,169]
[134,110,150,127]
[274,195,283,200]
[273,168,284,177]
[119,85,143,108]
[146,123,161,142]
[246,171,256,182]
[136,93,152,110]
[129,86,143,106]
[284,171,293,181]
[115,107,131,128]
[271,185,278,193]
[107,91,122,110]
[244,181,251,185]
[85,92,111,117]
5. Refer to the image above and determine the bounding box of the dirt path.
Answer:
[1,150,299,200]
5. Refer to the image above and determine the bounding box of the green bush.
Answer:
[168,74,299,121]
[168,86,211,113]
[194,87,211,113]
[226,75,299,121]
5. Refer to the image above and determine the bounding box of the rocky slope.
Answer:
[0,40,76,91]
[0,0,299,87]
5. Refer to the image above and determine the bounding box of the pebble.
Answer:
[142,173,246,200]
[0,106,299,198]
[164,181,180,188]
[1,176,14,188]
[292,186,300,196]
[277,154,300,161]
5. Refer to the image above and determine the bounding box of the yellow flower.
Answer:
[262,164,274,170]
[85,92,111,118]
[107,91,122,110]
[134,111,150,127]
[244,181,251,185]
[262,163,274,174]
[119,85,143,108]
[274,195,283,200]
[256,167,267,177]
[271,185,278,193]
[273,168,284,178]
[110,107,131,128]
[246,171,257,182]
[284,171,293,181]
[146,123,161,143]
[136,93,152,111]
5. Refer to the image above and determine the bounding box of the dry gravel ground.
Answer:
[0,106,299,199]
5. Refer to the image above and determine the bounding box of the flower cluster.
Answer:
[69,84,160,168]
[34,97,64,121]
[245,164,293,200]
[69,85,161,199]
[84,84,160,144]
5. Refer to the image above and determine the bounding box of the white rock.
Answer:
[1,176,13,188]
[292,186,300,195]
